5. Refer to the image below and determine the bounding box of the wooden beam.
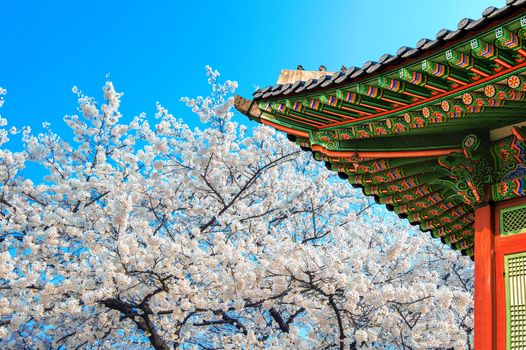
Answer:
[310,144,463,159]
[474,204,496,350]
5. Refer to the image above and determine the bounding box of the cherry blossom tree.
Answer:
[0,68,473,349]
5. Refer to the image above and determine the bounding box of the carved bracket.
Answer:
[436,134,494,206]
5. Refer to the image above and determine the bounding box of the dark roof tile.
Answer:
[322,72,343,87]
[482,6,498,17]
[362,60,377,70]
[465,17,487,30]
[262,90,274,98]
[271,84,282,91]
[272,83,290,96]
[350,68,365,79]
[396,46,413,57]
[383,55,401,65]
[422,39,440,50]
[252,4,526,103]
[252,87,265,98]
[457,18,473,30]
[296,78,317,93]
[488,5,513,18]
[335,66,359,83]
[253,91,264,99]
[282,87,294,95]
[312,74,332,89]
[306,78,324,90]
[444,29,462,41]
[378,53,393,63]
[366,63,383,73]
[284,80,305,95]
[416,38,431,49]
[402,48,420,58]
[436,28,451,40]
[266,84,282,97]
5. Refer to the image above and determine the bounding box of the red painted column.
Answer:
[474,204,496,350]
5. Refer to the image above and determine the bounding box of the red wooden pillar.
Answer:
[474,204,496,350]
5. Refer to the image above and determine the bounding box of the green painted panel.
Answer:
[505,251,526,349]
[501,204,526,237]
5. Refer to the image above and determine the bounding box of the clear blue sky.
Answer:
[1,0,501,131]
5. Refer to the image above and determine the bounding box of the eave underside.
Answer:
[236,7,526,259]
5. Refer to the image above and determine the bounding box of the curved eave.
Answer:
[234,4,526,261]
[252,2,526,103]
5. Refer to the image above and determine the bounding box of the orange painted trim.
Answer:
[303,111,339,123]
[310,144,462,159]
[425,84,448,93]
[274,112,323,127]
[471,67,490,78]
[260,119,309,138]
[319,108,357,120]
[321,61,526,129]
[447,76,467,85]
[341,105,373,116]
[402,90,426,99]
[381,96,405,104]
[474,205,496,350]
[494,58,512,69]
[360,102,389,112]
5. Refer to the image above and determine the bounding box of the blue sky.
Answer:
[1,0,501,132]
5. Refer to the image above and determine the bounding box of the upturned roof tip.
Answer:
[234,95,261,121]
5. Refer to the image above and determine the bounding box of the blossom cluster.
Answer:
[0,69,473,349]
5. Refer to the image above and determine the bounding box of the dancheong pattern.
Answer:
[236,10,526,258]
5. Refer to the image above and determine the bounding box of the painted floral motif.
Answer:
[422,107,431,118]
[462,93,473,105]
[508,75,521,89]
[484,84,496,97]
[441,100,450,112]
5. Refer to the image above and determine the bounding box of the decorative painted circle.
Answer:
[462,93,473,105]
[325,140,339,150]
[385,119,392,128]
[422,107,430,118]
[484,84,496,97]
[441,100,450,112]
[463,134,479,150]
[508,75,521,89]
[403,113,411,123]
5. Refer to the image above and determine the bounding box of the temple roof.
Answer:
[252,0,526,102]
[235,1,526,259]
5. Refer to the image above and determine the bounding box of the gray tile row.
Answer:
[253,1,526,101]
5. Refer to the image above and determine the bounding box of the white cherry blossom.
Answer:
[0,68,473,349]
